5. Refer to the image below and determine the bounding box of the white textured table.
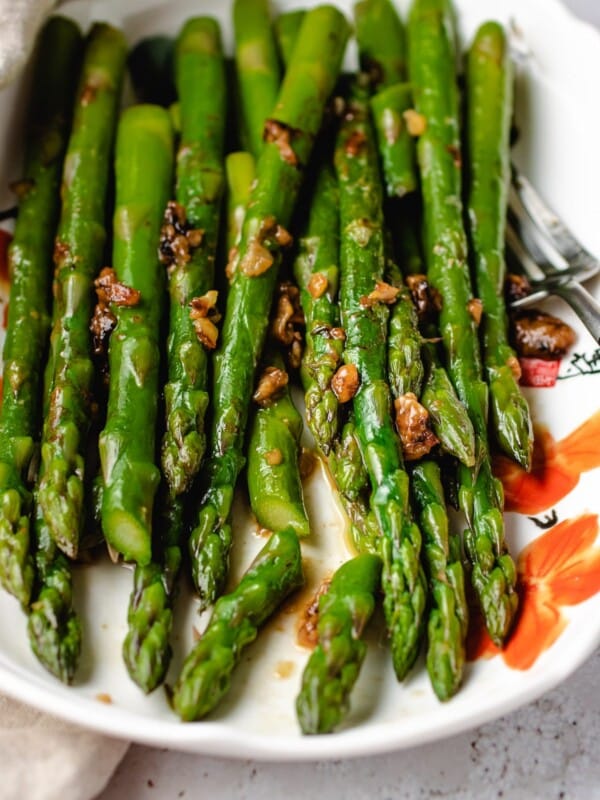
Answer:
[99,2,600,797]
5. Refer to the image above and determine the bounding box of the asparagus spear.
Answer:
[226,151,256,252]
[100,105,173,564]
[335,81,426,679]
[0,17,82,607]
[293,165,344,454]
[355,0,472,464]
[233,0,281,157]
[248,356,310,539]
[370,83,418,198]
[189,6,350,608]
[411,460,467,700]
[354,0,418,198]
[328,418,381,556]
[273,9,306,67]
[37,23,127,559]
[99,106,173,689]
[296,553,381,734]
[27,505,81,683]
[173,527,303,721]
[398,208,476,466]
[465,22,533,470]
[407,0,518,644]
[161,17,227,497]
[354,0,406,89]
[385,257,424,400]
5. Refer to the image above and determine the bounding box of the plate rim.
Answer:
[1,0,599,761]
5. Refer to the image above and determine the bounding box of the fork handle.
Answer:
[553,281,600,344]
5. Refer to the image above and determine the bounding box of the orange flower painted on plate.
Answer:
[493,411,600,515]
[468,514,600,670]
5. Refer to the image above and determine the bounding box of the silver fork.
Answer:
[505,166,600,344]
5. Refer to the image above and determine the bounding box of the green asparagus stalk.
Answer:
[248,356,310,538]
[354,0,406,89]
[27,504,82,683]
[100,105,173,565]
[398,206,476,466]
[465,22,533,470]
[274,9,306,67]
[355,0,471,465]
[0,17,82,607]
[37,23,127,559]
[355,0,418,198]
[233,0,281,157]
[370,83,418,198]
[226,151,256,250]
[122,560,173,692]
[124,481,188,690]
[296,553,381,734]
[189,6,350,608]
[293,165,344,454]
[335,81,426,679]
[407,0,518,644]
[173,527,303,720]
[99,106,173,690]
[161,18,227,497]
[328,418,381,556]
[385,256,424,399]
[411,460,467,700]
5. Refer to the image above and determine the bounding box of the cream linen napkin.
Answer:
[0,4,129,800]
[0,694,129,800]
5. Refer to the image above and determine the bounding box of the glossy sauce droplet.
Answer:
[274,660,294,679]
[296,576,332,649]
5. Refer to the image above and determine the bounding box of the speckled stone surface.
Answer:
[99,648,600,800]
[98,2,600,797]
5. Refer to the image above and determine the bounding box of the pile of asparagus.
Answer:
[0,0,533,734]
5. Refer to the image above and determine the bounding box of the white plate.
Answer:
[0,0,599,761]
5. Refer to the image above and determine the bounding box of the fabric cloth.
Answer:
[0,6,130,800]
[0,694,129,800]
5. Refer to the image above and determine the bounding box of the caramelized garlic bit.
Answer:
[405,273,442,322]
[264,448,283,466]
[190,316,219,350]
[226,246,239,282]
[360,280,401,307]
[264,118,300,166]
[394,392,439,461]
[307,272,328,299]
[239,216,292,277]
[505,272,532,304]
[344,129,367,156]
[272,282,304,345]
[403,108,427,136]
[510,308,576,360]
[159,200,204,270]
[331,363,360,403]
[253,365,289,407]
[189,290,221,350]
[507,354,522,381]
[90,267,141,356]
[467,297,483,325]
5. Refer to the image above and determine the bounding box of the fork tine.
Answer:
[506,219,600,343]
[506,202,560,275]
[505,221,551,307]
[511,165,600,275]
